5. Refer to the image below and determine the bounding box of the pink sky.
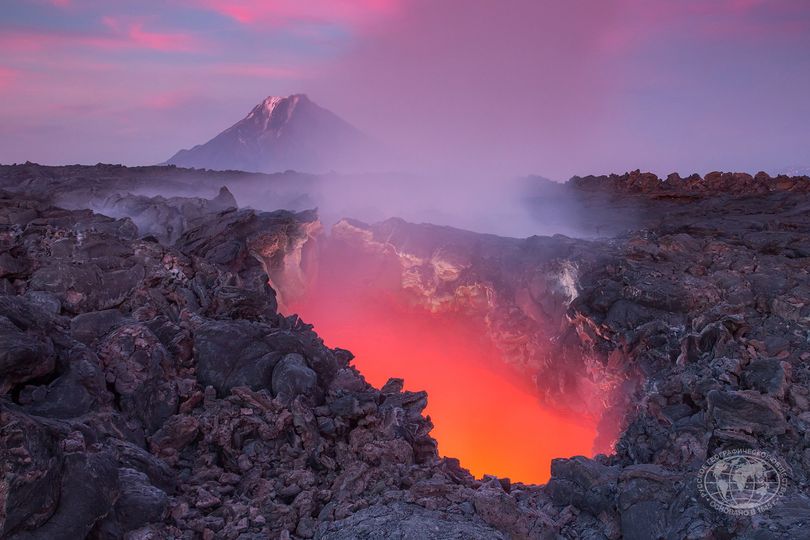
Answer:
[1,0,808,178]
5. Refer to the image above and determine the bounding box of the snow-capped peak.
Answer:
[245,94,309,123]
[166,92,369,173]
[262,96,284,114]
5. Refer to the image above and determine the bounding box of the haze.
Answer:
[2,0,809,179]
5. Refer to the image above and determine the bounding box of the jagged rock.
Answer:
[193,320,280,396]
[18,346,110,419]
[34,451,120,539]
[209,283,278,320]
[472,485,530,537]
[30,261,145,314]
[0,409,64,537]
[93,468,169,536]
[0,296,58,394]
[273,353,318,403]
[99,186,237,244]
[547,456,619,515]
[70,309,127,344]
[707,389,787,436]
[317,502,507,540]
[743,358,789,396]
[97,324,179,434]
[23,291,61,315]
[0,417,121,540]
[0,165,808,539]
[617,465,683,540]
[747,494,810,539]
[106,438,176,493]
[148,415,200,461]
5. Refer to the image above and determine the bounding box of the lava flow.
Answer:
[288,244,597,484]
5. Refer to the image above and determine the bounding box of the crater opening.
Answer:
[285,218,625,484]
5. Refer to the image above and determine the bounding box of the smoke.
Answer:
[61,164,638,250]
[220,169,615,240]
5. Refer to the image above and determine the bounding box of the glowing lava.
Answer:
[289,260,597,483]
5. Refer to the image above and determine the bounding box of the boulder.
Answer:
[70,309,127,344]
[97,324,179,433]
[272,353,318,403]
[193,320,279,396]
[547,456,619,515]
[317,502,507,540]
[707,389,786,436]
[18,347,110,419]
[93,468,168,535]
[0,296,59,394]
[743,358,789,396]
[617,465,683,540]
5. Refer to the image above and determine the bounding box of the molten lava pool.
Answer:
[289,276,597,484]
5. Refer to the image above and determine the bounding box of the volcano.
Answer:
[165,94,376,173]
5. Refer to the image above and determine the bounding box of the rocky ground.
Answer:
[0,165,809,539]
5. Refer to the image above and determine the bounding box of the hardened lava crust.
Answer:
[0,165,809,539]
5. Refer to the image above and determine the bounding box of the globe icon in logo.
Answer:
[698,449,787,516]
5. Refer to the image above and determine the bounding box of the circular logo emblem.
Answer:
[697,449,788,516]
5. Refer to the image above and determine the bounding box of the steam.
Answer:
[221,170,616,240]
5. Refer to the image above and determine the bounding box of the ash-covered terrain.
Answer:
[1,164,809,539]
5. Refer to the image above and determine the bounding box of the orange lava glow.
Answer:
[288,250,597,484]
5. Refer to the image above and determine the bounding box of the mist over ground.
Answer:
[223,171,552,238]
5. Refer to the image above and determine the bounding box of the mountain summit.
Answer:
[165,94,374,173]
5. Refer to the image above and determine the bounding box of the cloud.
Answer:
[1,0,808,173]
[614,0,810,42]
[0,18,203,54]
[100,16,203,52]
[306,0,810,179]
[191,0,400,27]
[0,68,18,91]
[0,32,45,52]
[211,63,306,79]
[142,91,200,111]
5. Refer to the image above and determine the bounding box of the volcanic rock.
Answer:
[743,358,790,396]
[193,320,280,396]
[317,502,508,539]
[546,456,619,516]
[0,165,808,539]
[272,353,319,403]
[707,389,787,436]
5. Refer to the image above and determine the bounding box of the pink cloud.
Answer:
[614,0,810,41]
[35,0,71,6]
[191,0,400,27]
[0,32,48,52]
[726,0,765,12]
[143,91,197,111]
[565,0,810,59]
[211,63,306,79]
[0,18,202,54]
[101,16,202,52]
[0,68,18,91]
[139,92,229,118]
